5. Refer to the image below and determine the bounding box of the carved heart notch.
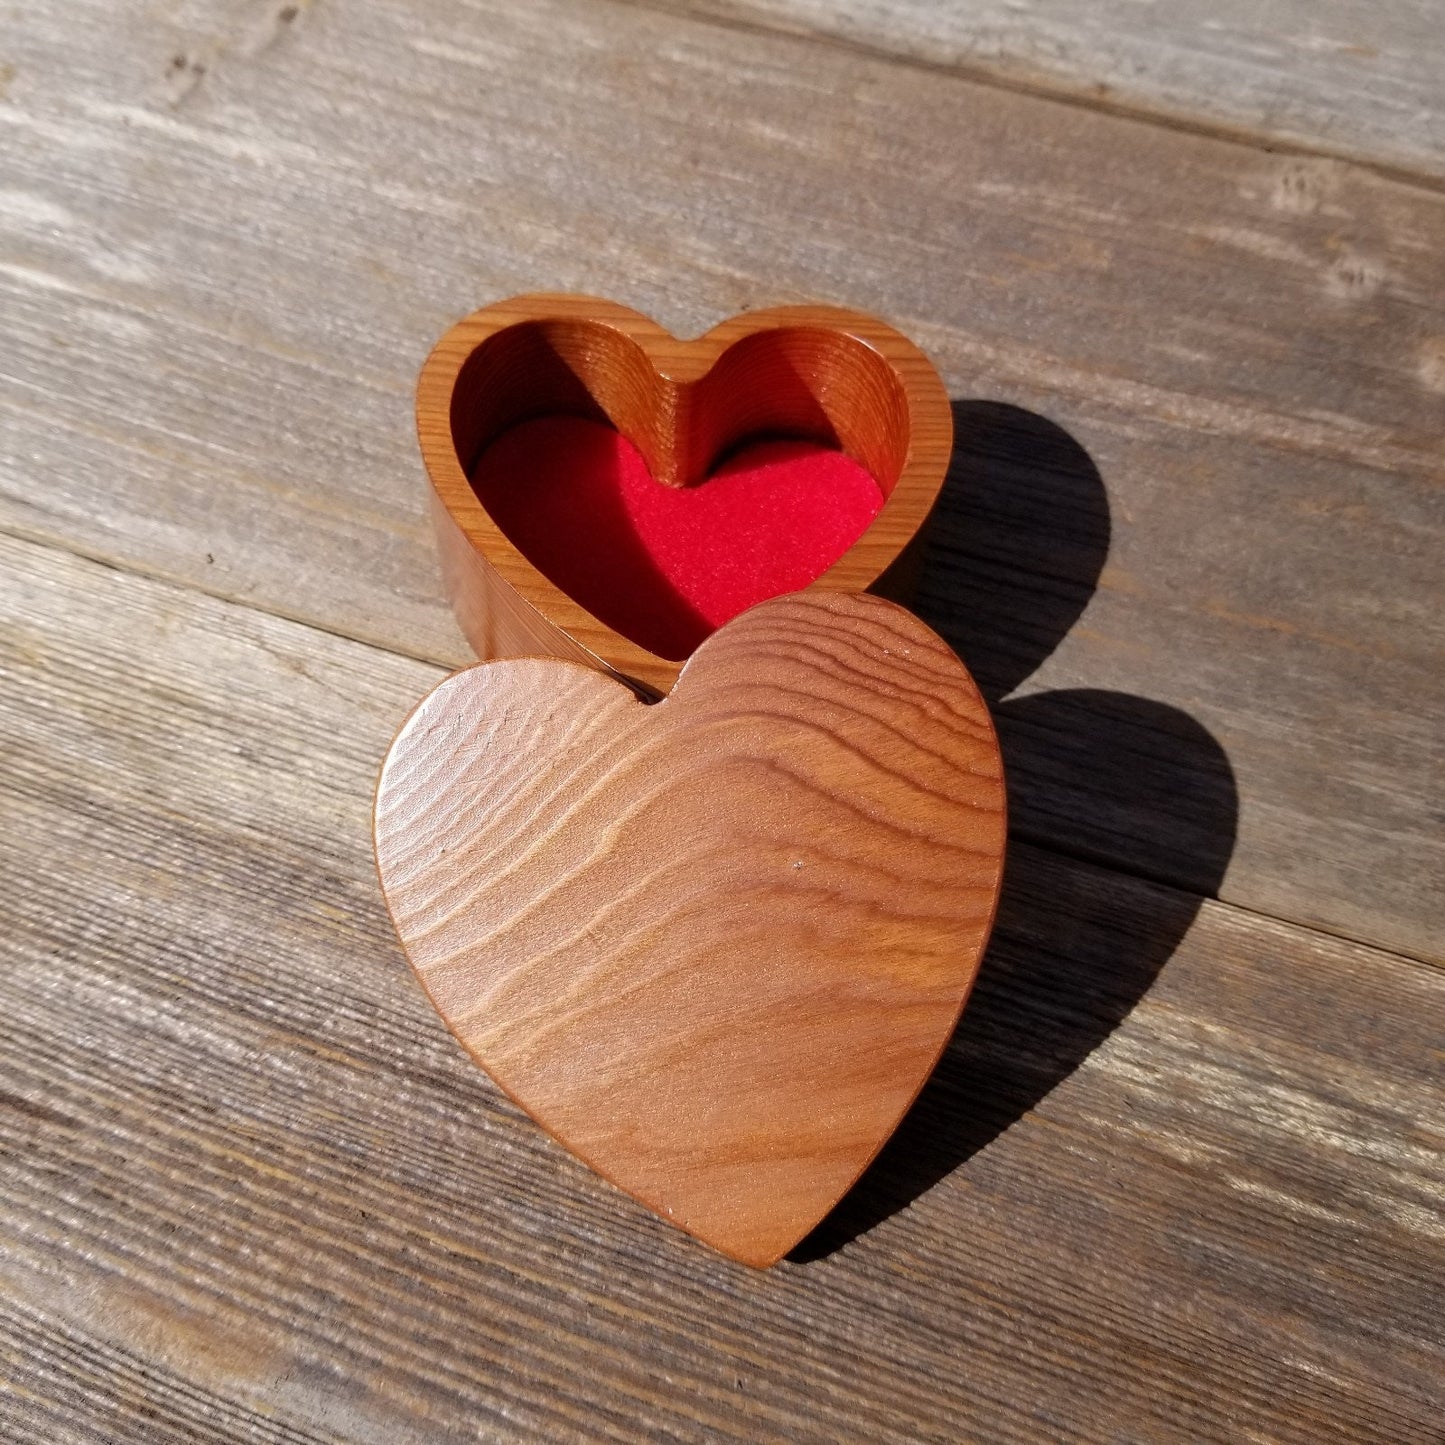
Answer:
[374,592,1006,1267]
[418,294,954,695]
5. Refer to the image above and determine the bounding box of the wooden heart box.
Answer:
[379,296,1005,1268]
[416,293,954,694]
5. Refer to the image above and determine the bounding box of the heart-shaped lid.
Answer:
[374,590,1006,1266]
[418,295,954,694]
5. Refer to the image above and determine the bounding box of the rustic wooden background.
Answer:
[1,1,1441,1440]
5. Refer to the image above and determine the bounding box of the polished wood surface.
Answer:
[418,296,953,693]
[375,592,1006,1267]
[3,0,1443,1438]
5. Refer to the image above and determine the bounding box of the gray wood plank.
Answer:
[0,0,1442,960]
[666,0,1445,182]
[2,530,1442,1441]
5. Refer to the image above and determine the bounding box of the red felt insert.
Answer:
[472,416,884,661]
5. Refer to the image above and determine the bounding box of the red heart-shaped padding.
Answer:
[473,417,884,660]
[374,592,1006,1267]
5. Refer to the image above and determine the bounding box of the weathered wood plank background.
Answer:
[1,0,1441,1440]
[3,0,1443,960]
[4,532,1442,1441]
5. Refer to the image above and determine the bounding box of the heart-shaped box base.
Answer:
[418,295,954,694]
[374,592,1006,1266]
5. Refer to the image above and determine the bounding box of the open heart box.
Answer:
[380,295,1006,1268]
[417,293,955,693]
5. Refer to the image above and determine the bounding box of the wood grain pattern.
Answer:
[1,0,1441,958]
[419,296,951,693]
[2,3,1442,1437]
[669,0,1445,183]
[3,532,1442,1441]
[375,592,1006,1267]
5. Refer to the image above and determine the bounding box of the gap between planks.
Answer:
[4,516,1438,981]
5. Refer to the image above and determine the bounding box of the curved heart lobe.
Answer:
[374,592,1006,1267]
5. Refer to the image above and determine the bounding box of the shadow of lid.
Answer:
[791,399,1237,1261]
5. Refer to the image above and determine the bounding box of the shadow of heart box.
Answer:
[374,294,1008,1269]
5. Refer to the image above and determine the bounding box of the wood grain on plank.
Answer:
[0,0,1441,958]
[667,0,1445,183]
[2,536,1442,1442]
[375,592,1006,1267]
